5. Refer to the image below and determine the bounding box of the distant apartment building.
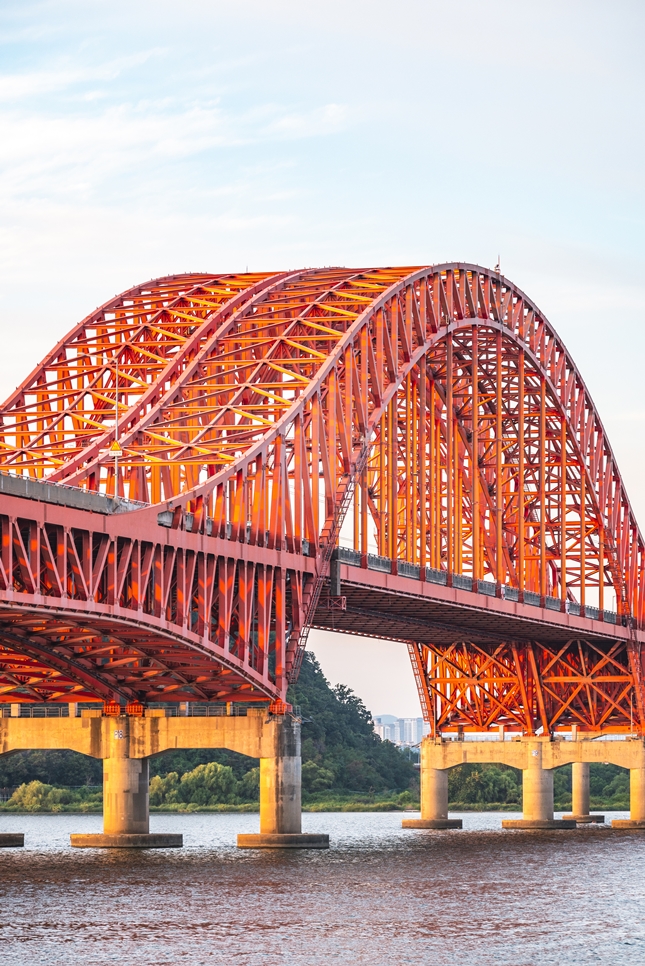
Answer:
[373,715,430,747]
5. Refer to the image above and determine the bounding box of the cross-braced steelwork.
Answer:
[0,265,643,735]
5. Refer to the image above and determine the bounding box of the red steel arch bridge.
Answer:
[0,264,643,737]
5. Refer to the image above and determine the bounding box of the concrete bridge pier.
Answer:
[402,738,462,830]
[502,741,575,829]
[0,708,329,849]
[563,762,604,824]
[71,719,182,849]
[391,731,645,831]
[238,713,329,848]
[612,765,645,829]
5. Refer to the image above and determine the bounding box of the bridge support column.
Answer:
[563,762,604,824]
[402,738,462,830]
[71,718,182,849]
[503,741,576,829]
[613,762,645,829]
[238,713,329,848]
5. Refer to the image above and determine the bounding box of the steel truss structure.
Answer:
[0,264,643,733]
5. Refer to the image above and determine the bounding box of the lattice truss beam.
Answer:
[0,272,277,482]
[0,265,643,719]
[407,639,641,735]
[0,502,306,703]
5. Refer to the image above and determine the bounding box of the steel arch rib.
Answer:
[54,269,315,488]
[0,272,278,479]
[137,263,642,617]
[1,273,211,415]
[76,267,402,500]
[47,272,290,484]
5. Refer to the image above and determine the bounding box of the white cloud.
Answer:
[0,50,165,101]
[0,97,351,209]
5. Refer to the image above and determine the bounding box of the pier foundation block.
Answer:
[237,714,329,849]
[402,742,462,831]
[237,833,329,848]
[71,833,182,848]
[0,833,24,847]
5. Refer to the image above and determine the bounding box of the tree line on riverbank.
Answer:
[0,652,632,812]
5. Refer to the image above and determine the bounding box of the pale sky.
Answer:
[1,1,644,717]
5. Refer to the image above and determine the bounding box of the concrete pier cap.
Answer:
[405,731,645,832]
[0,704,328,850]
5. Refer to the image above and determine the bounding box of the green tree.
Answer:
[237,766,260,802]
[553,765,572,805]
[448,764,521,805]
[287,651,418,797]
[8,780,53,811]
[148,747,254,781]
[589,764,628,804]
[0,750,101,787]
[149,772,181,806]
[178,761,238,805]
[302,760,335,793]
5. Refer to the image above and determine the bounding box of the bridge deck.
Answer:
[312,552,638,646]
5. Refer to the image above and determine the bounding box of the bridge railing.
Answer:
[333,547,621,625]
[0,704,78,718]
[0,702,288,717]
[0,470,149,515]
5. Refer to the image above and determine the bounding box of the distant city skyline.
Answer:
[372,716,430,747]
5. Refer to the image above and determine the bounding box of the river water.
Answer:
[1,810,643,965]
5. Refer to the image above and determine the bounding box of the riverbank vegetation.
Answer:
[0,762,629,813]
[446,762,629,811]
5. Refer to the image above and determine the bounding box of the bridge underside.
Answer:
[0,608,262,706]
[310,561,640,735]
[313,566,629,647]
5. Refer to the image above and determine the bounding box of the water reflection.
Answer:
[1,811,644,965]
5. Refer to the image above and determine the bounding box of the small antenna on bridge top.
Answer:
[494,254,501,274]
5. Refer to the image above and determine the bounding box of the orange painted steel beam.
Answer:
[0,265,643,735]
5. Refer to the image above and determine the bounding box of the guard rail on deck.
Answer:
[333,547,621,625]
[0,704,77,718]
[0,702,282,717]
[163,703,249,717]
[438,732,634,742]
[0,470,148,515]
